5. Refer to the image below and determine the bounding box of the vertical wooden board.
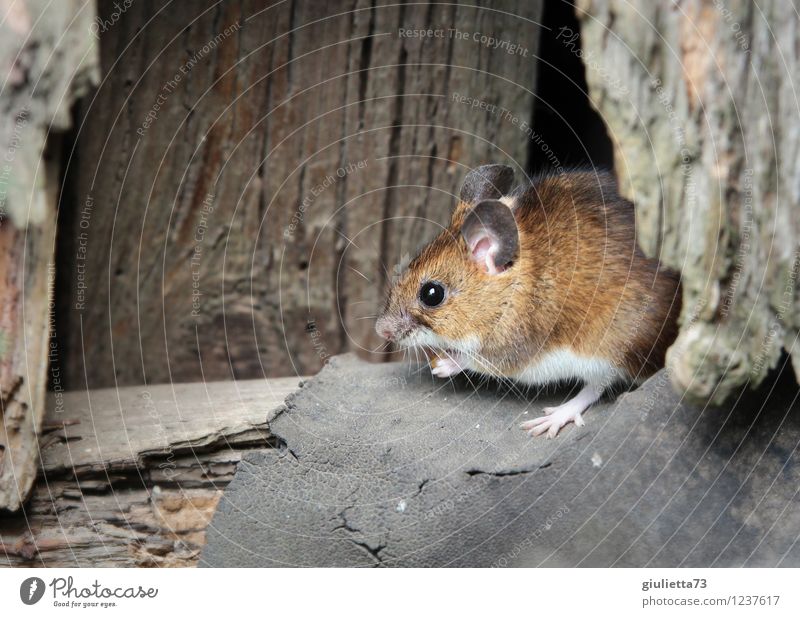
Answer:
[339,1,408,359]
[288,3,355,373]
[0,219,52,512]
[255,3,354,376]
[340,0,543,359]
[61,1,264,387]
[58,0,543,387]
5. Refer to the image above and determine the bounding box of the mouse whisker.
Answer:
[371,339,390,353]
[440,348,480,394]
[349,267,371,282]
[408,354,431,376]
[335,228,360,250]
[461,349,529,400]
[375,254,394,284]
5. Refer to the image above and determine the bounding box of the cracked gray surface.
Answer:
[202,354,800,567]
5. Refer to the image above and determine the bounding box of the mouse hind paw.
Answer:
[520,383,602,439]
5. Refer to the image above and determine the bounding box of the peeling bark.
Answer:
[0,0,99,511]
[576,0,800,403]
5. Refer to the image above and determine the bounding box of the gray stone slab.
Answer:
[202,354,800,567]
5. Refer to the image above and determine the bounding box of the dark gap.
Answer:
[527,0,614,175]
[356,0,375,132]
[286,0,298,90]
[51,96,88,392]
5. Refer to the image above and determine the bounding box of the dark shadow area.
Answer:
[528,0,614,174]
[50,96,87,393]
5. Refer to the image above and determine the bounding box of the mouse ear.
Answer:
[460,200,519,275]
[459,164,514,204]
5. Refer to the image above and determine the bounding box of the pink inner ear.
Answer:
[470,235,499,274]
[472,237,492,261]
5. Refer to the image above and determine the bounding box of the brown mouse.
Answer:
[375,164,682,438]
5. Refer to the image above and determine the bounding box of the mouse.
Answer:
[375,164,682,438]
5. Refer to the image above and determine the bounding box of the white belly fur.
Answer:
[513,348,624,387]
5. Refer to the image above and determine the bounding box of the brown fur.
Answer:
[380,170,682,382]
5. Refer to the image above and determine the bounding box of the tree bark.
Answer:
[58,0,543,389]
[0,0,98,511]
[576,0,800,403]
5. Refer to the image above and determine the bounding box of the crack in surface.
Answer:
[465,462,552,478]
[349,539,386,566]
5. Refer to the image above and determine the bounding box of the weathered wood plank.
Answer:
[39,377,302,476]
[0,377,302,567]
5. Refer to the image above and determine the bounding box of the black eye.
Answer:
[419,281,446,307]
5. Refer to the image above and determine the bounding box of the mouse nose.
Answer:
[375,316,395,341]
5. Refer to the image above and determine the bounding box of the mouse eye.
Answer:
[419,281,446,308]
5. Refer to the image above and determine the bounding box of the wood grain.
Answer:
[56,0,543,389]
[577,0,800,403]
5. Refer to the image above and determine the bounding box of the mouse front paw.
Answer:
[430,355,464,378]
